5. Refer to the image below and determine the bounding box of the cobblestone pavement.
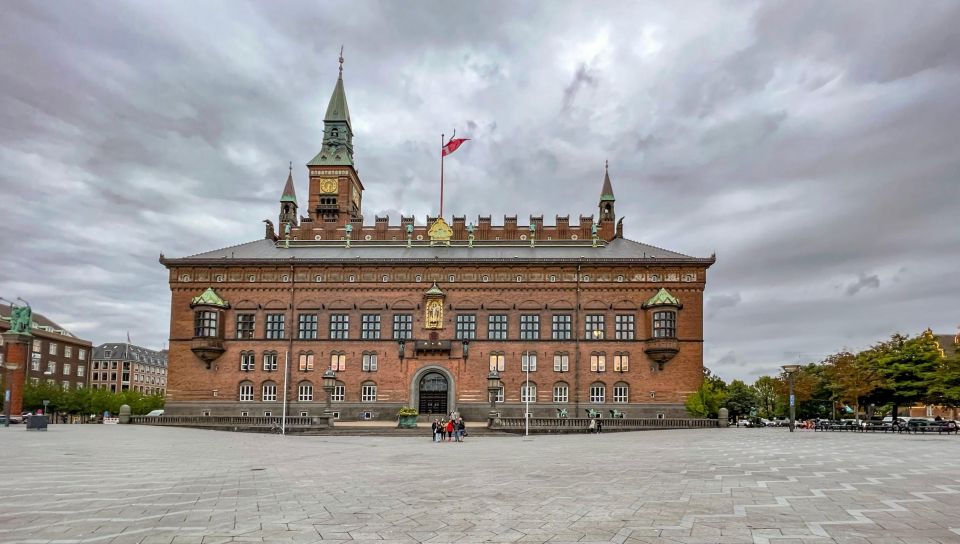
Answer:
[2,426,959,544]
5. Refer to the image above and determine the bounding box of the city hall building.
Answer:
[160,63,715,421]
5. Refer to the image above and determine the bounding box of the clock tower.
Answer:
[306,50,364,226]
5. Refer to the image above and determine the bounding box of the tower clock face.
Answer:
[319,178,338,194]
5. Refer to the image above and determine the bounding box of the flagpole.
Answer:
[440,133,445,218]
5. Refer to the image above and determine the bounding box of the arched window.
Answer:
[298,381,313,402]
[239,381,254,402]
[330,351,346,371]
[520,382,537,403]
[362,352,378,372]
[589,382,606,403]
[552,382,569,403]
[298,351,314,371]
[613,382,629,403]
[361,382,377,402]
[653,311,676,338]
[262,381,277,402]
[240,351,255,372]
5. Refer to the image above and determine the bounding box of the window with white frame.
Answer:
[590,353,606,372]
[65,346,73,358]
[553,383,569,403]
[49,342,58,355]
[78,348,86,360]
[239,383,254,401]
[489,352,505,372]
[329,314,350,339]
[521,383,537,403]
[47,361,56,374]
[63,363,71,376]
[489,386,504,403]
[361,383,377,402]
[615,314,635,340]
[298,382,313,402]
[33,339,41,352]
[62,380,70,390]
[330,352,345,371]
[361,314,381,339]
[613,384,629,403]
[77,365,85,377]
[553,352,569,372]
[362,352,378,372]
[240,351,255,372]
[614,353,629,372]
[521,352,537,372]
[551,314,571,340]
[332,384,345,402]
[31,359,40,372]
[298,352,315,371]
[392,314,413,339]
[488,314,508,340]
[520,314,540,340]
[262,383,277,402]
[262,351,278,372]
[265,314,285,339]
[590,383,605,403]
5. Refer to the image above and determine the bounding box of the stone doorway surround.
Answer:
[409,365,456,416]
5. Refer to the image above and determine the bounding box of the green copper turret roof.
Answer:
[643,288,681,308]
[280,166,297,203]
[600,162,615,202]
[191,287,230,308]
[424,282,445,297]
[324,73,352,127]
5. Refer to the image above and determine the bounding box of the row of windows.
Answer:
[30,360,86,377]
[237,381,632,404]
[30,340,87,360]
[209,312,676,340]
[238,351,381,373]
[29,377,84,390]
[489,352,630,372]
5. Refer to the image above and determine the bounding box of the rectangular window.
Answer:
[298,383,313,402]
[332,385,345,402]
[553,353,569,372]
[62,380,70,390]
[195,311,218,337]
[521,384,537,403]
[33,339,41,352]
[65,346,73,358]
[330,352,345,371]
[613,385,629,403]
[487,314,508,340]
[489,353,505,372]
[521,352,537,372]
[392,314,413,339]
[239,384,254,401]
[78,348,86,360]
[240,352,255,371]
[262,384,277,402]
[455,314,477,340]
[329,314,350,339]
[361,314,381,339]
[613,354,629,372]
[76,383,84,390]
[47,361,57,374]
[265,314,285,339]
[361,384,377,402]
[653,311,676,338]
[552,315,572,340]
[236,314,256,339]
[298,314,318,339]
[490,386,504,403]
[590,353,606,372]
[615,314,635,340]
[553,384,569,403]
[77,365,85,377]
[520,314,540,340]
[585,314,605,340]
[362,353,378,372]
[298,353,315,371]
[64,363,71,376]
[263,352,278,372]
[49,342,58,355]
[590,384,605,403]
[31,359,40,372]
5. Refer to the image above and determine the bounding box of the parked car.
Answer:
[145,409,165,417]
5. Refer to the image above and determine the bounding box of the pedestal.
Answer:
[2,333,30,423]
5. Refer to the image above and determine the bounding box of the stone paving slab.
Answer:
[1,426,960,543]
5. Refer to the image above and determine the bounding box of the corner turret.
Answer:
[599,160,616,224]
[279,162,298,229]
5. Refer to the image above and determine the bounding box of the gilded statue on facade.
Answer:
[425,299,444,329]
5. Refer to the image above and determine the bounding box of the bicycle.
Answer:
[268,422,284,435]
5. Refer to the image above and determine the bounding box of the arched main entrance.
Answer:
[418,372,448,415]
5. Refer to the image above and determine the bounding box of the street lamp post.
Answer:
[322,368,336,416]
[523,351,530,437]
[487,370,501,427]
[781,364,801,433]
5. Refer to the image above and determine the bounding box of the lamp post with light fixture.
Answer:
[322,368,337,418]
[781,364,801,432]
[487,370,501,427]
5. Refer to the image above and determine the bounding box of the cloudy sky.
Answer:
[1,1,958,382]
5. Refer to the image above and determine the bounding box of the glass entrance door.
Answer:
[418,372,448,414]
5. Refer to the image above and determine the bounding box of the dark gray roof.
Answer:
[0,303,83,340]
[164,237,712,265]
[94,343,168,366]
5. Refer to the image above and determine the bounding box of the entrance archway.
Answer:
[418,372,448,415]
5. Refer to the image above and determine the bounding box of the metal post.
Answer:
[788,372,796,433]
[281,350,289,435]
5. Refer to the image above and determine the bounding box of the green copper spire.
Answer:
[280,162,297,203]
[600,160,615,202]
[190,287,230,308]
[643,288,681,308]
[424,281,445,297]
[309,47,354,166]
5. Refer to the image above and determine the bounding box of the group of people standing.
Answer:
[432,417,466,442]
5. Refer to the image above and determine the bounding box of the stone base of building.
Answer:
[163,401,689,422]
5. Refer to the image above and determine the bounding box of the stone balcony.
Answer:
[191,337,225,368]
[644,337,679,367]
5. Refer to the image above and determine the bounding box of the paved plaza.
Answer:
[1,426,959,544]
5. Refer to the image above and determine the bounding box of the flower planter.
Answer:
[397,415,418,429]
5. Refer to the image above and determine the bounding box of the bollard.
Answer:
[119,404,131,424]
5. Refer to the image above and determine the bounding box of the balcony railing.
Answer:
[491,417,718,432]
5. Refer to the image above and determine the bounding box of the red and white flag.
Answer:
[442,137,470,157]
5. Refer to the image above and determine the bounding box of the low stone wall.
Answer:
[491,416,719,433]
[130,415,332,433]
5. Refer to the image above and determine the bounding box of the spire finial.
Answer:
[289,161,292,174]
[338,45,344,77]
[605,159,608,171]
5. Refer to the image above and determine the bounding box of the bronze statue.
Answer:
[8,301,32,334]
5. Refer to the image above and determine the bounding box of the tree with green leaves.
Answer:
[872,330,942,418]
[724,379,757,420]
[753,376,778,418]
[824,350,886,422]
[686,367,726,418]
